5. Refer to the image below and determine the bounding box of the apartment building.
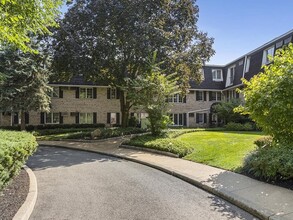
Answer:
[0,30,292,128]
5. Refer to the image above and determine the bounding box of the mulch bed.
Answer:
[0,169,29,220]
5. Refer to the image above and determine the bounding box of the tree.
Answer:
[0,0,65,52]
[240,43,293,143]
[127,53,180,136]
[0,40,52,130]
[212,99,248,124]
[53,0,214,127]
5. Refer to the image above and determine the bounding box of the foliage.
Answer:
[254,136,273,148]
[0,130,38,190]
[128,116,139,128]
[239,43,293,143]
[0,0,64,52]
[0,40,53,130]
[212,99,249,124]
[243,143,293,181]
[1,123,106,132]
[224,122,254,131]
[36,127,146,141]
[127,54,180,136]
[127,134,194,158]
[53,0,215,127]
[178,131,264,170]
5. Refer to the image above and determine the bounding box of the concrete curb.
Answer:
[13,165,38,220]
[119,144,179,158]
[39,144,280,220]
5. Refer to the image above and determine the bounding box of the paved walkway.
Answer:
[39,137,293,220]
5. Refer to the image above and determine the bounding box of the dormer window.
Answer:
[244,56,251,73]
[262,46,274,65]
[226,65,235,87]
[212,69,223,81]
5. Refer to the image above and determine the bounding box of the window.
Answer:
[167,94,185,103]
[228,66,235,85]
[196,91,204,101]
[107,112,120,125]
[276,40,283,48]
[284,36,292,45]
[110,88,116,99]
[244,57,250,73]
[210,91,221,101]
[171,113,185,126]
[212,69,223,81]
[80,113,93,124]
[45,113,60,124]
[262,46,274,65]
[196,113,207,124]
[80,88,93,99]
[49,87,59,98]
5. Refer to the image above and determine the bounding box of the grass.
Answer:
[128,129,265,171]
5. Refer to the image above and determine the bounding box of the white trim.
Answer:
[262,45,275,66]
[48,84,109,88]
[188,89,222,92]
[222,84,243,91]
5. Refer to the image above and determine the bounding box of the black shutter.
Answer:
[196,113,199,123]
[107,88,111,99]
[236,92,240,99]
[40,112,45,124]
[204,91,207,101]
[75,113,79,124]
[116,88,120,99]
[209,92,213,101]
[107,113,111,124]
[204,113,207,123]
[75,87,80,98]
[13,112,19,125]
[196,91,199,101]
[59,87,63,98]
[183,113,187,126]
[25,112,29,124]
[93,112,97,124]
[116,113,120,125]
[93,88,97,99]
[59,112,63,124]
[183,96,186,103]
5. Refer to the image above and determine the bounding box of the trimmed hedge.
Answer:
[224,122,255,131]
[0,130,38,190]
[0,123,105,131]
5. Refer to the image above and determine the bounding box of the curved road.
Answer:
[27,146,257,220]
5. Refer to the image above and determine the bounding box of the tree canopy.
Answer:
[240,43,293,143]
[53,0,214,127]
[0,39,52,130]
[0,0,64,52]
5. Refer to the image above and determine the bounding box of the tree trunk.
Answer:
[20,111,26,131]
[119,91,130,128]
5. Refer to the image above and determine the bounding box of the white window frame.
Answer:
[211,91,221,101]
[168,94,183,103]
[262,46,274,65]
[171,113,184,126]
[80,88,93,99]
[212,69,223,81]
[79,113,93,124]
[244,56,250,73]
[110,113,117,124]
[226,65,235,86]
[45,112,60,124]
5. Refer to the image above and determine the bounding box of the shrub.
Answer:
[243,143,293,181]
[127,134,194,157]
[254,136,273,148]
[224,122,254,131]
[0,130,38,190]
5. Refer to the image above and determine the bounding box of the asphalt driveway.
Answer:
[27,146,257,220]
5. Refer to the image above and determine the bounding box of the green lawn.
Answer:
[177,131,264,171]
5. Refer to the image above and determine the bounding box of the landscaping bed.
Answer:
[35,127,146,141]
[0,168,29,220]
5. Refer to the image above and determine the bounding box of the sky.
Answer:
[196,0,293,64]
[60,1,293,65]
